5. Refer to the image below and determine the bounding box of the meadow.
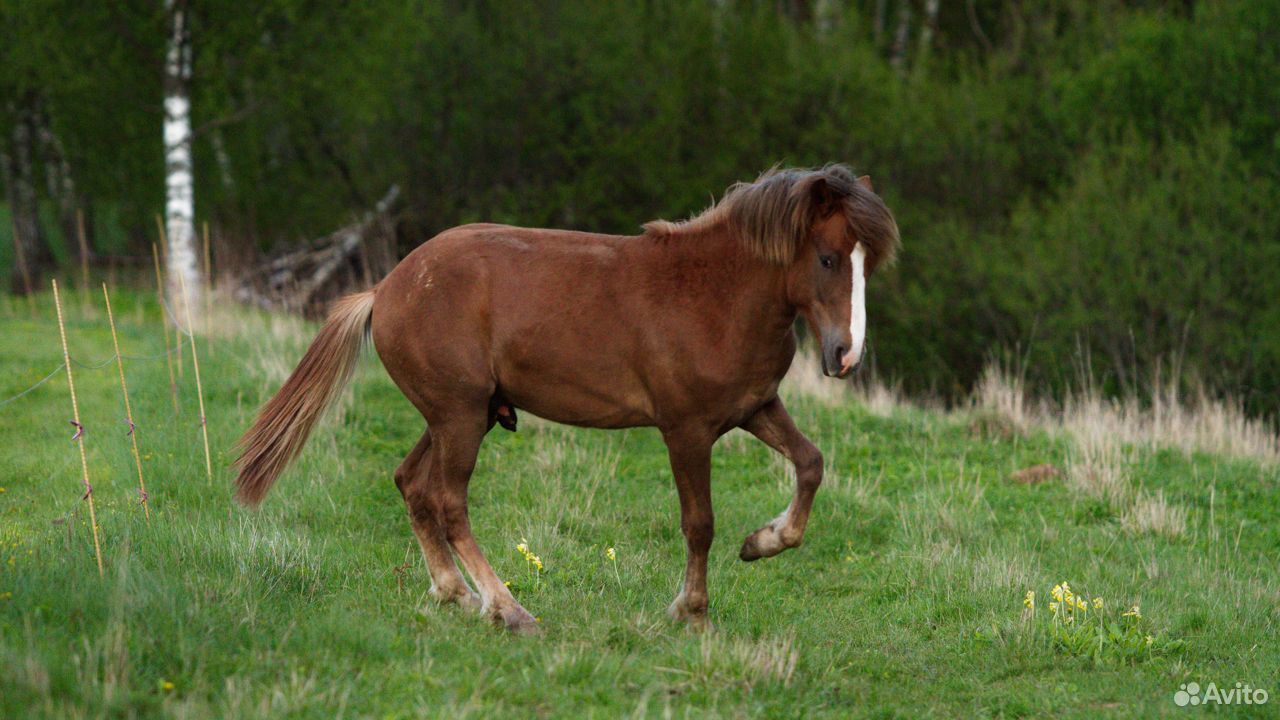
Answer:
[0,287,1276,718]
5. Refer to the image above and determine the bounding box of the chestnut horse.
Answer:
[234,165,899,632]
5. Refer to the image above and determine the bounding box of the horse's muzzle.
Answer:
[821,337,861,379]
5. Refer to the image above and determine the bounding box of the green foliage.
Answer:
[995,126,1280,409]
[2,0,1277,414]
[1017,584,1186,665]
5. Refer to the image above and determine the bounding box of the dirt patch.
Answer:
[1009,463,1063,485]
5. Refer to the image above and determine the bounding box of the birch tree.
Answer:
[164,0,200,320]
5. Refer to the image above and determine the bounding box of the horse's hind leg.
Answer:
[395,430,479,608]
[427,407,539,634]
[738,397,824,561]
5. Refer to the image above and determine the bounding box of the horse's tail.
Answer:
[233,289,377,506]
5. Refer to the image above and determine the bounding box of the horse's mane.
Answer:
[643,164,900,270]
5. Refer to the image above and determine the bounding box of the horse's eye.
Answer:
[819,255,835,269]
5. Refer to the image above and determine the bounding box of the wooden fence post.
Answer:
[151,242,180,414]
[52,279,104,576]
[103,283,150,521]
[179,273,213,482]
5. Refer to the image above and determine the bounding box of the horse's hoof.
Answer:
[739,523,798,561]
[739,535,764,561]
[430,584,481,609]
[667,593,710,631]
[689,615,713,632]
[495,605,541,635]
[668,604,712,632]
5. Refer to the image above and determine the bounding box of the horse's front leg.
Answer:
[662,427,715,629]
[738,397,824,561]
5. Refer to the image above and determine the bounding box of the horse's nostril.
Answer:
[835,346,846,361]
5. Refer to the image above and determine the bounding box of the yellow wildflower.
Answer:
[1051,584,1063,601]
[1023,590,1035,609]
[515,538,544,571]
[606,547,616,561]
[1092,597,1103,610]
[1076,598,1087,611]
[1123,605,1141,619]
[1145,635,1154,646]
[161,680,175,691]
[1049,601,1059,612]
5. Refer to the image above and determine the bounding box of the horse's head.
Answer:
[644,164,899,377]
[783,168,899,378]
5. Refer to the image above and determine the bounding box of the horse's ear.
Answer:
[809,177,840,218]
[856,175,874,192]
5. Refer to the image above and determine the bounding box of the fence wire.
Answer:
[0,345,181,411]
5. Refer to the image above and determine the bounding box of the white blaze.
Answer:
[845,243,867,369]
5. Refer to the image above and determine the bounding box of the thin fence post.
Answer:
[202,221,213,352]
[151,242,179,414]
[52,279,105,576]
[77,208,91,310]
[103,283,150,521]
[179,273,213,482]
[155,214,182,376]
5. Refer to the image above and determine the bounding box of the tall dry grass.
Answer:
[1061,379,1280,464]
[780,349,909,416]
[970,359,1278,538]
[782,345,1274,539]
[971,360,1280,465]
[778,346,1278,469]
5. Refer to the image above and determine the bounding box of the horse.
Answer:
[233,164,899,633]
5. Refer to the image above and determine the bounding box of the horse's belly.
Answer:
[492,310,656,428]
[501,378,654,429]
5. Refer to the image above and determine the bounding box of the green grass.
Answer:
[1,288,1277,718]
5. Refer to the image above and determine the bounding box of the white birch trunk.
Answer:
[164,0,200,325]
[918,0,941,65]
[889,0,912,75]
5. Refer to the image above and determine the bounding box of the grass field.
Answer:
[1,287,1277,718]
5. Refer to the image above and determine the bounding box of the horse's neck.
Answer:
[643,226,797,339]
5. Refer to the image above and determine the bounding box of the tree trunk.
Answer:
[210,128,235,192]
[889,1,912,75]
[874,0,888,46]
[233,186,400,318]
[918,0,941,66]
[34,103,81,267]
[164,0,200,323]
[5,100,51,294]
